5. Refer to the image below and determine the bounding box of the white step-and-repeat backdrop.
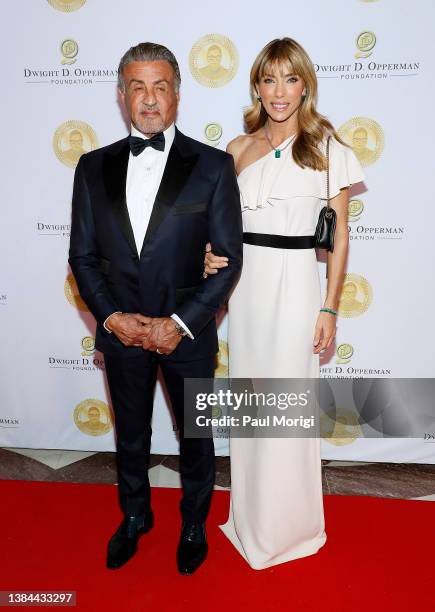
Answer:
[1,0,434,462]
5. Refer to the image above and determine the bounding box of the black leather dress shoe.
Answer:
[106,512,153,569]
[177,522,208,575]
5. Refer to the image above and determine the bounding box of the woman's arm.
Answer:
[323,187,349,310]
[312,187,349,353]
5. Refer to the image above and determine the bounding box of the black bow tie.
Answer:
[128,132,165,156]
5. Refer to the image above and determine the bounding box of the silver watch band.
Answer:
[173,320,188,337]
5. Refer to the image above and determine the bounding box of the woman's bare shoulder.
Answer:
[226,134,258,157]
[226,133,264,171]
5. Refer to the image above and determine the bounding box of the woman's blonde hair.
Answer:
[244,37,344,171]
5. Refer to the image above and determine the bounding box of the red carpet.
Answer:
[0,480,433,611]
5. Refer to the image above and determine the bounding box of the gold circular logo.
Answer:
[336,343,354,364]
[355,31,376,58]
[74,399,112,436]
[349,198,364,221]
[338,273,372,318]
[204,123,222,142]
[338,117,384,167]
[321,409,361,446]
[47,0,86,11]
[53,120,98,168]
[212,406,222,419]
[215,340,228,378]
[64,273,89,312]
[189,34,238,88]
[81,336,95,356]
[60,39,78,65]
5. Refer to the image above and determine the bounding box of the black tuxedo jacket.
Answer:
[68,127,243,361]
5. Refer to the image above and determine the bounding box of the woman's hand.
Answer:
[313,311,336,354]
[203,242,229,278]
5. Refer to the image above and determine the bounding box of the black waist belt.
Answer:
[243,232,316,249]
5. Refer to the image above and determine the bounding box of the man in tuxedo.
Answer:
[69,42,242,574]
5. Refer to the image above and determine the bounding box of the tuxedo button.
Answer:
[131,255,139,261]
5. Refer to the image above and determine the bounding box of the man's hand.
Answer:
[142,317,183,355]
[106,312,152,347]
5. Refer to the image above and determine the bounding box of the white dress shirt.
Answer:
[104,122,193,339]
[126,123,175,254]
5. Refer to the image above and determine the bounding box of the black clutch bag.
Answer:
[315,136,336,253]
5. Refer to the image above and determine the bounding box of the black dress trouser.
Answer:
[104,352,216,524]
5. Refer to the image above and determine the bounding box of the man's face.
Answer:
[343,283,357,299]
[352,128,368,151]
[120,60,179,136]
[206,46,222,67]
[69,130,83,151]
[88,408,100,423]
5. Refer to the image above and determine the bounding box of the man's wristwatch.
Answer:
[172,320,188,337]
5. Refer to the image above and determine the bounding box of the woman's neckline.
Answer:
[237,133,296,178]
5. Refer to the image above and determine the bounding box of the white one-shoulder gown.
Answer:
[219,136,365,569]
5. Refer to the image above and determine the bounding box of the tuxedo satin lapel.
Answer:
[142,139,199,252]
[103,140,138,258]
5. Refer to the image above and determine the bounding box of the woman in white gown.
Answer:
[205,38,365,569]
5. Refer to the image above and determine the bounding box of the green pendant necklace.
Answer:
[264,129,296,158]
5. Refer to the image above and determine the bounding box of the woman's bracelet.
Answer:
[320,307,337,316]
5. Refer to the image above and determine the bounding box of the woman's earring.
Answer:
[302,90,307,99]
[256,95,261,101]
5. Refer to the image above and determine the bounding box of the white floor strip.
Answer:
[3,448,97,469]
